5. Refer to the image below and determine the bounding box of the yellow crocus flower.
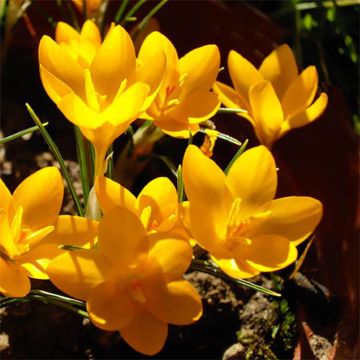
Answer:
[48,207,202,355]
[72,0,102,17]
[95,176,192,241]
[0,167,98,297]
[140,31,221,138]
[39,21,166,175]
[213,44,328,148]
[183,145,323,279]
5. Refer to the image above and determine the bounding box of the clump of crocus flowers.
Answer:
[0,18,327,356]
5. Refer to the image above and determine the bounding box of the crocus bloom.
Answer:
[183,145,323,279]
[95,176,186,236]
[0,167,98,297]
[213,44,328,148]
[140,31,221,138]
[48,207,202,355]
[72,0,102,17]
[39,21,166,175]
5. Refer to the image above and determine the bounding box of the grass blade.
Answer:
[25,103,84,216]
[224,139,248,175]
[0,122,48,145]
[190,259,281,297]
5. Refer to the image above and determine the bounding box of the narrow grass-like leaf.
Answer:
[132,0,168,38]
[114,0,130,23]
[190,259,281,297]
[224,139,249,175]
[25,103,84,216]
[177,164,184,202]
[0,122,48,145]
[217,107,248,114]
[147,155,177,178]
[199,128,242,146]
[120,0,146,25]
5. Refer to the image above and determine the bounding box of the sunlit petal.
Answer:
[170,91,220,124]
[137,177,178,230]
[144,276,202,325]
[13,167,63,231]
[252,197,323,246]
[244,235,298,272]
[95,176,137,215]
[120,305,168,356]
[281,66,318,118]
[98,207,148,266]
[147,234,192,278]
[0,178,12,213]
[249,81,284,147]
[45,215,99,248]
[91,25,136,99]
[47,249,110,300]
[228,50,263,107]
[259,44,298,99]
[183,145,232,248]
[55,22,80,43]
[281,93,328,134]
[0,257,30,297]
[179,45,220,95]
[211,256,259,279]
[226,146,277,216]
[39,36,85,99]
[87,281,135,330]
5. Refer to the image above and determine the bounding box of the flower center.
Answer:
[128,279,146,304]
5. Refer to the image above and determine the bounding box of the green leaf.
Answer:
[224,139,249,175]
[0,122,48,145]
[25,103,84,216]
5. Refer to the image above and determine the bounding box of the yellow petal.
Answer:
[18,243,62,280]
[249,81,284,147]
[57,92,102,129]
[228,50,263,107]
[47,249,110,300]
[38,36,85,99]
[147,234,192,278]
[252,197,323,246]
[137,177,178,231]
[0,210,20,258]
[39,65,73,104]
[90,25,136,99]
[13,167,63,231]
[0,178,12,213]
[98,207,148,266]
[179,45,220,96]
[120,305,168,356]
[0,257,30,297]
[212,81,250,119]
[243,235,298,272]
[281,93,328,134]
[144,277,202,325]
[45,215,99,248]
[183,145,232,250]
[259,44,298,99]
[80,20,101,47]
[102,82,149,127]
[139,31,179,96]
[211,256,259,279]
[170,91,220,124]
[87,281,135,330]
[95,176,137,215]
[55,21,80,44]
[136,47,166,110]
[281,66,318,118]
[226,146,277,217]
[154,119,199,138]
